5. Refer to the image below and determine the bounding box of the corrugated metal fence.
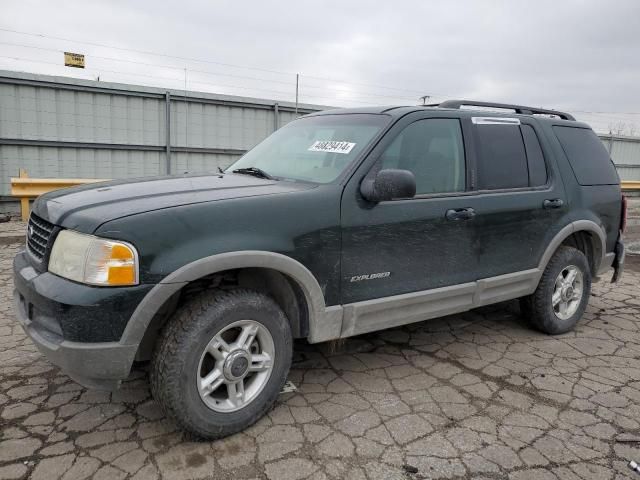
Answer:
[0,70,326,208]
[1,70,639,211]
[599,134,640,182]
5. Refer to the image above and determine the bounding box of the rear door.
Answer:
[469,116,567,278]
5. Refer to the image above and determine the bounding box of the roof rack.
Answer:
[432,100,575,121]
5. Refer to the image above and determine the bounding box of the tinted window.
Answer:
[521,125,548,186]
[380,119,465,195]
[476,124,528,190]
[553,126,619,185]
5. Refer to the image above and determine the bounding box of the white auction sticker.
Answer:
[308,140,356,154]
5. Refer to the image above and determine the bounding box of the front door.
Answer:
[340,115,481,307]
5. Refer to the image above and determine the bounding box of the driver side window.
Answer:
[379,118,466,195]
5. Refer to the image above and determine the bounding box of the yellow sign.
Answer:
[64,52,85,68]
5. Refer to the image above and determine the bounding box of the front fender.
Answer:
[118,251,341,348]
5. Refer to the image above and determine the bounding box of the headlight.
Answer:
[49,230,139,286]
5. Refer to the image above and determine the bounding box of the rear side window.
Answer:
[553,126,619,185]
[521,125,548,186]
[475,124,529,189]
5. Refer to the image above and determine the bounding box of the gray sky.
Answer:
[2,0,640,133]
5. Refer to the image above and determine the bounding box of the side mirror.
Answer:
[360,169,416,202]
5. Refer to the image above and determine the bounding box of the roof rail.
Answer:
[434,100,576,121]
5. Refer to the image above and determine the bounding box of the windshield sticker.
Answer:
[308,140,356,154]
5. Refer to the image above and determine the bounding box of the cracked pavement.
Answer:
[1,237,640,479]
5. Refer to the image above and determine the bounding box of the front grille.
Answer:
[27,214,55,262]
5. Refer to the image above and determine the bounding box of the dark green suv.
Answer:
[13,100,625,439]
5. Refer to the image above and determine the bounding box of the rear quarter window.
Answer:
[521,125,547,187]
[553,126,619,185]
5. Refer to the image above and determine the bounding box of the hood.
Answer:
[33,173,313,232]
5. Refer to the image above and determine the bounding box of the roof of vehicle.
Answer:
[307,106,419,116]
[309,100,589,127]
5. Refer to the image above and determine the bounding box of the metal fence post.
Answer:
[165,91,171,175]
[274,102,279,132]
[295,74,299,115]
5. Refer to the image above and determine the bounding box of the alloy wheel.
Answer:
[196,319,275,413]
[552,265,584,321]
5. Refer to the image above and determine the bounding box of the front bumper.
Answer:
[13,250,152,389]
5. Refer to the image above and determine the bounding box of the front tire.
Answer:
[520,246,591,335]
[150,288,292,439]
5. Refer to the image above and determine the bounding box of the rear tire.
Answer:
[150,288,292,440]
[520,246,591,335]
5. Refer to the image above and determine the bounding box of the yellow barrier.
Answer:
[10,170,108,221]
[622,181,640,191]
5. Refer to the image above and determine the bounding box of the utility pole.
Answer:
[420,95,431,106]
[295,74,299,115]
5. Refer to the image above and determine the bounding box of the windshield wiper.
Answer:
[231,167,274,180]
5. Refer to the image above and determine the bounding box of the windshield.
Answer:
[228,114,389,183]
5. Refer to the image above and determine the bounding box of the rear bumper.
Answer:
[611,235,625,283]
[596,233,624,283]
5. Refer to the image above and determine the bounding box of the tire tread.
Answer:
[520,246,591,335]
[150,288,292,439]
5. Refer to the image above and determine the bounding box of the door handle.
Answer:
[543,199,564,209]
[445,207,476,221]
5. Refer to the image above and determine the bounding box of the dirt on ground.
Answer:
[1,234,640,479]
